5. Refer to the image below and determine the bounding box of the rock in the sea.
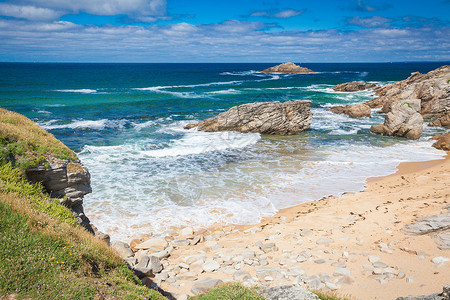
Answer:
[332,81,376,92]
[185,100,312,135]
[329,103,371,118]
[431,132,450,151]
[370,99,423,139]
[191,277,223,295]
[260,62,314,74]
[365,65,450,117]
[429,114,450,129]
[258,286,320,300]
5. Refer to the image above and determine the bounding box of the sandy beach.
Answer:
[153,152,450,299]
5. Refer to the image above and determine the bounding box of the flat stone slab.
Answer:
[258,286,320,300]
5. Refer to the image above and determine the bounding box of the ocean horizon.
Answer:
[1,62,448,242]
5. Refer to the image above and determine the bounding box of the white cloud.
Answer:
[0,17,448,62]
[249,8,305,19]
[348,16,392,27]
[0,3,61,21]
[274,9,304,18]
[0,0,167,22]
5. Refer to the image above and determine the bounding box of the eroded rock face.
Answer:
[429,114,450,129]
[260,62,314,74]
[370,99,423,139]
[329,103,372,118]
[185,100,313,135]
[365,65,450,118]
[332,81,376,92]
[26,156,94,232]
[431,132,450,151]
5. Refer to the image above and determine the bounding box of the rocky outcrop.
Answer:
[370,99,423,139]
[25,156,99,235]
[332,81,376,92]
[431,132,450,151]
[329,103,371,118]
[364,65,450,118]
[260,62,314,74]
[396,284,450,300]
[429,114,450,129]
[185,100,313,135]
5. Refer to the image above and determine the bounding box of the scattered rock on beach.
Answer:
[329,103,372,118]
[332,81,376,92]
[396,284,450,300]
[370,99,423,139]
[112,241,134,258]
[184,100,313,135]
[260,62,315,74]
[191,277,223,295]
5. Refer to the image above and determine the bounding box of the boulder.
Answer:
[431,132,450,151]
[370,99,423,139]
[332,81,375,92]
[112,241,134,259]
[364,65,450,117]
[134,238,168,251]
[258,286,320,300]
[191,277,223,295]
[134,255,162,277]
[185,100,312,135]
[429,114,450,129]
[396,284,450,300]
[329,103,371,118]
[260,62,314,74]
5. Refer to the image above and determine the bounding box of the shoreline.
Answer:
[145,149,450,299]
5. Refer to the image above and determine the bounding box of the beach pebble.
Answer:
[180,227,194,237]
[431,256,449,265]
[368,255,380,263]
[233,270,251,282]
[373,262,388,268]
[134,238,168,251]
[204,241,218,248]
[333,268,351,277]
[326,282,339,290]
[202,260,220,272]
[406,277,414,283]
[316,238,334,245]
[191,277,223,295]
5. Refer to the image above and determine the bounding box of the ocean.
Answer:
[1,62,448,242]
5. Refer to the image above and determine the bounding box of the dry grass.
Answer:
[0,108,77,170]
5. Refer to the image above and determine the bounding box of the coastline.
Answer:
[155,150,450,299]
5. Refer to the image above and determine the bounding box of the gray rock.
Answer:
[396,284,450,300]
[258,286,320,300]
[332,81,373,92]
[191,277,223,295]
[134,255,163,277]
[333,268,351,277]
[259,242,278,253]
[112,241,134,259]
[233,270,251,282]
[202,260,220,272]
[185,100,313,135]
[370,99,424,139]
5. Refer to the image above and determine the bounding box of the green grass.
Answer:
[0,108,77,171]
[0,108,166,299]
[191,283,264,300]
[313,290,352,300]
[0,186,165,299]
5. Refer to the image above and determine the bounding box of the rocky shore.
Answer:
[111,153,450,299]
[329,65,450,140]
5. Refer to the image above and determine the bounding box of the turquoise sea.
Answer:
[1,62,448,241]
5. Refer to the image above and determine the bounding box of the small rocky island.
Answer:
[260,62,315,74]
[185,100,312,135]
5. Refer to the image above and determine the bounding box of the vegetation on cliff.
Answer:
[0,108,164,299]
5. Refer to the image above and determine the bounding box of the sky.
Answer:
[0,0,449,62]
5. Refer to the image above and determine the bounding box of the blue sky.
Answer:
[0,0,449,62]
